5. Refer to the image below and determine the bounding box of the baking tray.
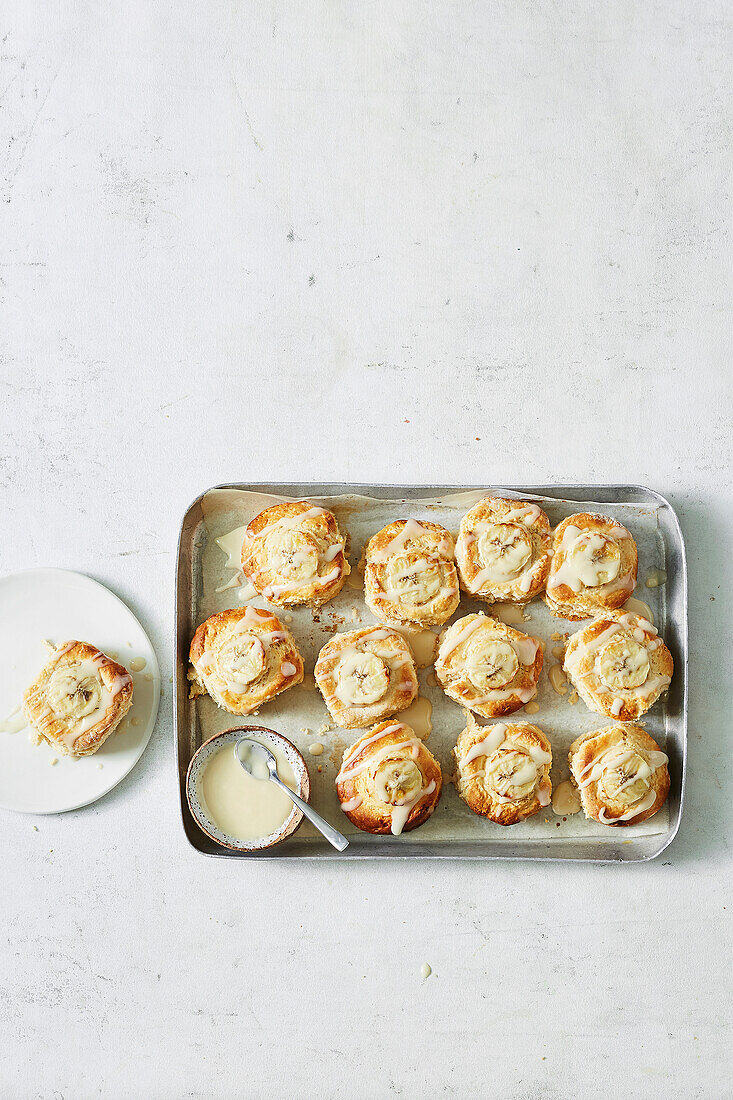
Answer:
[175,484,687,862]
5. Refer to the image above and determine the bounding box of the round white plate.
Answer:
[0,568,160,814]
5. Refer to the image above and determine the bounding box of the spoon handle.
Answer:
[270,775,349,852]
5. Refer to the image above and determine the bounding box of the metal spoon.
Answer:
[234,737,349,852]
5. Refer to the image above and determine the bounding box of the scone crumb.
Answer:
[49,757,58,766]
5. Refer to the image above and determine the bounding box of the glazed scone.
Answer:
[453,713,552,825]
[241,501,350,607]
[435,613,543,718]
[23,641,133,757]
[455,497,552,604]
[363,519,460,628]
[545,513,638,620]
[189,606,303,715]
[568,724,670,827]
[563,610,673,721]
[336,721,442,835]
[314,626,418,729]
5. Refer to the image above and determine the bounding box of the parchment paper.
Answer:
[196,488,670,844]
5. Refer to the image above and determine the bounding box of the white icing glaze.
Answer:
[263,564,341,600]
[202,736,298,841]
[622,596,655,623]
[247,506,327,543]
[468,683,538,705]
[215,574,242,593]
[598,788,657,823]
[461,724,506,764]
[551,779,582,816]
[0,705,27,734]
[370,519,433,563]
[547,524,630,594]
[215,525,248,569]
[439,615,485,659]
[398,696,432,739]
[512,635,539,666]
[389,779,435,836]
[548,664,568,695]
[336,724,406,780]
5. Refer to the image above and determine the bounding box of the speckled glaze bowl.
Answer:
[186,726,311,852]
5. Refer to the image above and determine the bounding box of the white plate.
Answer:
[0,568,160,814]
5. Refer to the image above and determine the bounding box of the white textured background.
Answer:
[1,2,731,1098]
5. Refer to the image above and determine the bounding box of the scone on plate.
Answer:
[23,641,133,757]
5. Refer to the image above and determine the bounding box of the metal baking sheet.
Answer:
[175,484,687,862]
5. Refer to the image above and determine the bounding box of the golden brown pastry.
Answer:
[545,513,638,620]
[453,713,552,825]
[455,497,552,603]
[23,641,133,757]
[336,720,442,834]
[189,606,303,715]
[563,610,673,720]
[241,501,350,607]
[435,613,543,718]
[314,627,418,729]
[363,519,460,627]
[568,724,670,826]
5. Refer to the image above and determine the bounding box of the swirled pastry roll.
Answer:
[23,641,133,757]
[363,519,460,628]
[568,724,670,827]
[314,627,418,729]
[241,501,350,607]
[545,513,637,620]
[455,497,551,603]
[189,606,303,715]
[435,613,542,718]
[453,713,552,825]
[563,610,673,720]
[336,721,442,835]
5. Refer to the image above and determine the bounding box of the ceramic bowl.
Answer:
[186,725,310,852]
